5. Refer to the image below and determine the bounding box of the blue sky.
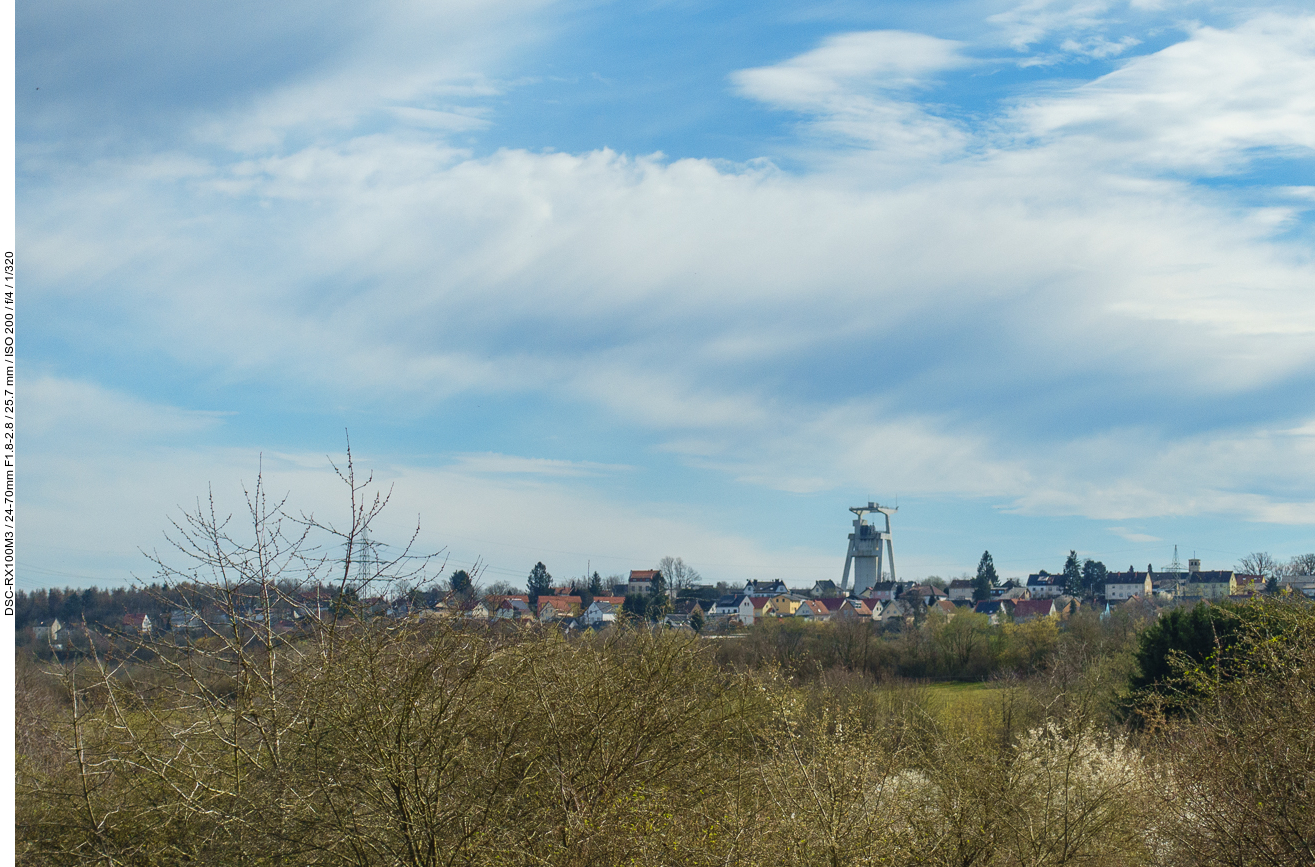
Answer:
[17,0,1315,592]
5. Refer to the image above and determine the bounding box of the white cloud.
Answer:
[24,375,227,443]
[1108,527,1162,542]
[449,453,632,477]
[1012,15,1315,171]
[731,31,969,156]
[19,7,1315,599]
[18,386,834,589]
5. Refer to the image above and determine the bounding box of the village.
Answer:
[22,554,1315,650]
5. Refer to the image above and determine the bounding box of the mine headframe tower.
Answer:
[841,502,897,595]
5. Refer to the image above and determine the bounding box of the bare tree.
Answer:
[1287,552,1315,576]
[1237,551,1281,579]
[657,556,701,594]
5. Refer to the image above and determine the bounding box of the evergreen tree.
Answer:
[689,608,705,633]
[1062,550,1082,596]
[588,571,604,596]
[974,551,997,602]
[526,562,553,606]
[621,593,648,620]
[449,569,473,596]
[1082,559,1108,597]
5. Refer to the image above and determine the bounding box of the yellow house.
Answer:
[1184,570,1236,599]
[761,594,800,617]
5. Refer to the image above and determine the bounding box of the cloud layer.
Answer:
[19,2,1315,586]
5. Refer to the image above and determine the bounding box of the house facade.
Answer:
[1025,573,1066,598]
[947,579,976,601]
[538,596,583,621]
[1183,570,1236,599]
[1104,570,1152,600]
[583,600,619,626]
[34,619,62,643]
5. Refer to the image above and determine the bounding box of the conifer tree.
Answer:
[1062,550,1082,596]
[974,551,997,602]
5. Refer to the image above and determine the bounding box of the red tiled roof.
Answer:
[629,570,660,582]
[1012,599,1055,618]
[539,596,581,612]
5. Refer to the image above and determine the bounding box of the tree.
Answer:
[16,444,448,865]
[1287,553,1315,576]
[657,556,701,594]
[526,562,553,605]
[974,552,997,602]
[483,580,519,598]
[621,592,648,620]
[449,569,473,596]
[1081,559,1107,598]
[1237,552,1280,583]
[689,608,705,633]
[1062,550,1082,596]
[587,571,604,596]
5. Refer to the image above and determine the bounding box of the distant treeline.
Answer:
[14,582,460,639]
[14,585,178,637]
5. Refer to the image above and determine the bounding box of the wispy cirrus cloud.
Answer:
[19,3,1315,588]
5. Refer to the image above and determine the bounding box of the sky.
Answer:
[16,0,1315,593]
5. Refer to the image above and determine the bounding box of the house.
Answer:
[991,580,1029,600]
[973,599,1014,624]
[834,599,874,620]
[583,600,620,627]
[1232,574,1264,595]
[863,581,902,602]
[1104,569,1153,600]
[902,584,949,606]
[538,596,583,621]
[877,599,917,627]
[1279,575,1315,598]
[673,599,705,617]
[34,619,62,643]
[813,598,851,617]
[1052,596,1081,619]
[739,594,796,624]
[1025,572,1066,599]
[626,570,661,594]
[1182,570,1235,599]
[494,598,535,620]
[947,579,976,601]
[744,579,790,596]
[1011,599,1057,621]
[122,613,153,634]
[930,599,958,619]
[809,580,841,598]
[459,598,492,618]
[170,610,204,631]
[663,613,693,629]
[794,599,832,622]
[1151,574,1185,598]
[711,594,746,618]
